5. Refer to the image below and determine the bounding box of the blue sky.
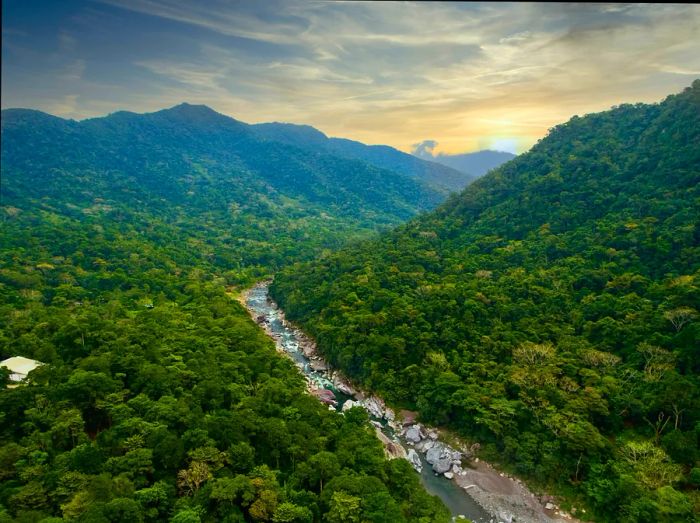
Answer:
[2,1,699,154]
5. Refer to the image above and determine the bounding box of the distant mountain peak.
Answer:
[167,102,218,114]
[155,103,242,126]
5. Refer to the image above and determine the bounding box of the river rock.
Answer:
[427,430,438,440]
[332,375,356,396]
[444,471,454,479]
[312,388,336,405]
[363,396,385,419]
[310,359,329,372]
[342,399,360,412]
[425,445,443,465]
[384,407,396,422]
[433,456,452,474]
[407,449,422,473]
[405,426,422,444]
[421,439,435,452]
[375,427,407,460]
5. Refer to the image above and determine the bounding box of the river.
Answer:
[244,283,492,523]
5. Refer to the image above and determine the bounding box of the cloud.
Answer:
[3,2,700,153]
[411,140,438,158]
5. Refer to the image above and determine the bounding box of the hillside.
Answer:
[1,104,445,272]
[271,81,700,521]
[253,122,476,191]
[0,106,451,521]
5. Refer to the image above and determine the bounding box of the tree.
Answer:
[308,452,340,493]
[272,503,313,523]
[663,307,697,332]
[177,461,212,496]
[325,491,361,523]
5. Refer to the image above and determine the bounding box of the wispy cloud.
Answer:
[3,1,700,153]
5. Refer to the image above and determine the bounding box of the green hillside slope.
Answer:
[0,107,450,521]
[271,81,700,521]
[1,104,444,272]
[252,122,476,191]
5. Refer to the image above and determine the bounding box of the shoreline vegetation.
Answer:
[240,281,583,523]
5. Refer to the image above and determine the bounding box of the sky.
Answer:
[2,1,699,155]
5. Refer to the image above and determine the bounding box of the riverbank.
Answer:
[239,282,584,523]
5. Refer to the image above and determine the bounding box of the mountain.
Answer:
[412,145,516,177]
[270,81,700,521]
[0,104,450,521]
[1,103,446,270]
[252,122,475,191]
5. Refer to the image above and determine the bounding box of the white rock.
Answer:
[405,426,423,443]
[384,407,395,422]
[362,396,385,419]
[342,399,360,412]
[444,472,454,479]
[407,449,422,473]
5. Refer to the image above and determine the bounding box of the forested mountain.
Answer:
[253,122,475,192]
[0,105,450,521]
[413,149,516,178]
[271,81,700,521]
[1,103,445,271]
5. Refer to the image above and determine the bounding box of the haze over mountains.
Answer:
[252,122,482,191]
[412,140,516,178]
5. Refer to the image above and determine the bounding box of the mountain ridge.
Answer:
[270,80,700,522]
[413,147,516,178]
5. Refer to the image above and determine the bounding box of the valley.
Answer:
[1,75,698,522]
[242,282,582,523]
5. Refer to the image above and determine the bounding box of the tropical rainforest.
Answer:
[0,105,452,521]
[271,81,700,521]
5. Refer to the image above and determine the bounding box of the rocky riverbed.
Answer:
[241,282,583,523]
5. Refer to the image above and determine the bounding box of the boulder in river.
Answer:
[407,449,422,473]
[312,388,336,405]
[362,396,385,419]
[374,427,407,460]
[426,445,443,465]
[433,456,453,474]
[405,426,423,444]
[444,471,454,480]
[310,359,329,372]
[333,376,356,396]
[384,407,396,422]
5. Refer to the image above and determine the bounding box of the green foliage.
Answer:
[0,109,449,520]
[271,81,700,521]
[1,104,444,274]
